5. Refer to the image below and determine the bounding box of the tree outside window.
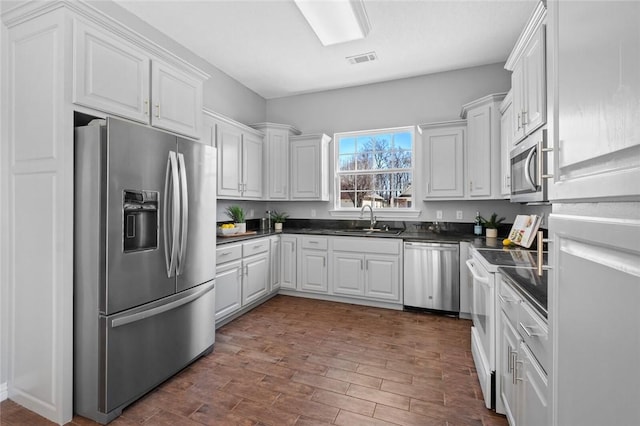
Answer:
[335,127,414,210]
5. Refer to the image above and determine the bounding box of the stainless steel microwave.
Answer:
[510,128,548,203]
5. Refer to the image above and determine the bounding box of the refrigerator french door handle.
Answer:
[163,152,180,277]
[177,153,188,275]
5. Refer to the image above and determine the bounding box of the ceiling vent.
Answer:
[346,51,377,65]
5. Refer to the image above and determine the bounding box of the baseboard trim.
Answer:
[0,382,8,401]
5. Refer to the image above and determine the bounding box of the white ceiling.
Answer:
[116,0,538,99]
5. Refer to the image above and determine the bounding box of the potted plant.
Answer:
[479,212,505,238]
[270,210,289,232]
[225,205,246,233]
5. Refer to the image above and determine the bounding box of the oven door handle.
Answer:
[524,147,538,191]
[466,259,490,286]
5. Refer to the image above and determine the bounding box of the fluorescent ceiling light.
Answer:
[294,0,371,46]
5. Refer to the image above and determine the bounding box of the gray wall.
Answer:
[266,62,510,134]
[260,62,552,225]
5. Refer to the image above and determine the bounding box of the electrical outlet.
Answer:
[456,210,463,220]
[436,210,443,219]
[249,209,254,218]
[311,209,316,217]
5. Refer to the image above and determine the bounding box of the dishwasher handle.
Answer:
[404,242,458,249]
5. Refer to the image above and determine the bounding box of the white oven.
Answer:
[466,249,496,409]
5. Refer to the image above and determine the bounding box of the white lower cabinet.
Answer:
[280,235,298,290]
[499,275,548,426]
[332,253,365,296]
[364,255,400,301]
[331,237,402,304]
[270,236,281,292]
[215,237,275,325]
[299,236,329,293]
[242,252,269,305]
[215,260,242,321]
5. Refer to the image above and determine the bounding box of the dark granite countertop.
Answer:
[216,227,480,245]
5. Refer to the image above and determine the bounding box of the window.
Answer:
[335,127,414,211]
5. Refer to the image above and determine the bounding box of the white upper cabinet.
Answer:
[547,1,640,201]
[290,133,331,201]
[421,121,466,199]
[250,123,301,200]
[210,111,264,199]
[241,131,264,199]
[73,18,205,139]
[499,91,514,197]
[505,3,546,145]
[460,93,507,199]
[150,61,203,138]
[73,19,150,123]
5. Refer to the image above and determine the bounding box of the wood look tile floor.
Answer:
[1,295,508,426]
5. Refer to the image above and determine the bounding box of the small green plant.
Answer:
[270,210,289,224]
[479,212,506,229]
[225,205,246,223]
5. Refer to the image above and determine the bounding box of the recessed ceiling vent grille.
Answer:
[346,51,377,65]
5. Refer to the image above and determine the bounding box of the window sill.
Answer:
[328,209,422,219]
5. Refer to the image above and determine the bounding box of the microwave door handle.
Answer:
[177,153,188,275]
[524,147,537,191]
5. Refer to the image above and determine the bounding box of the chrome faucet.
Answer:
[359,205,377,229]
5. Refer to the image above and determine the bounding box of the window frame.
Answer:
[331,125,420,218]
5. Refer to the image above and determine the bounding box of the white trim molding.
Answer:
[0,382,7,401]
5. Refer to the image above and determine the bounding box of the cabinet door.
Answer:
[243,252,269,305]
[266,130,290,200]
[518,344,548,426]
[290,138,320,199]
[73,19,150,123]
[300,249,328,293]
[150,61,202,138]
[242,132,264,199]
[423,126,465,198]
[270,237,281,292]
[549,1,640,201]
[500,311,520,425]
[500,99,513,197]
[511,62,526,143]
[332,253,365,296]
[364,255,400,301]
[217,122,243,197]
[549,213,640,425]
[215,260,242,321]
[466,104,493,197]
[523,26,546,135]
[280,236,297,289]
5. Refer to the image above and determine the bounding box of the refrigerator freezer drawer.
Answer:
[102,281,215,415]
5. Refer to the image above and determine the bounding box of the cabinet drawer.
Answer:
[242,238,270,257]
[518,301,549,373]
[498,276,523,324]
[216,244,242,264]
[302,236,328,250]
[333,237,400,255]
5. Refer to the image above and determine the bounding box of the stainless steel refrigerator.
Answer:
[74,117,216,424]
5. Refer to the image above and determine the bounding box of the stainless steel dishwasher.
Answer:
[403,242,460,313]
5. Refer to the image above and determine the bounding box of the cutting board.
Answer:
[508,215,541,248]
[218,230,257,238]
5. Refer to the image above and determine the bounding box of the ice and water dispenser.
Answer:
[123,190,158,252]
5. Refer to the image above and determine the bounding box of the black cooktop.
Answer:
[499,267,548,317]
[476,248,547,268]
